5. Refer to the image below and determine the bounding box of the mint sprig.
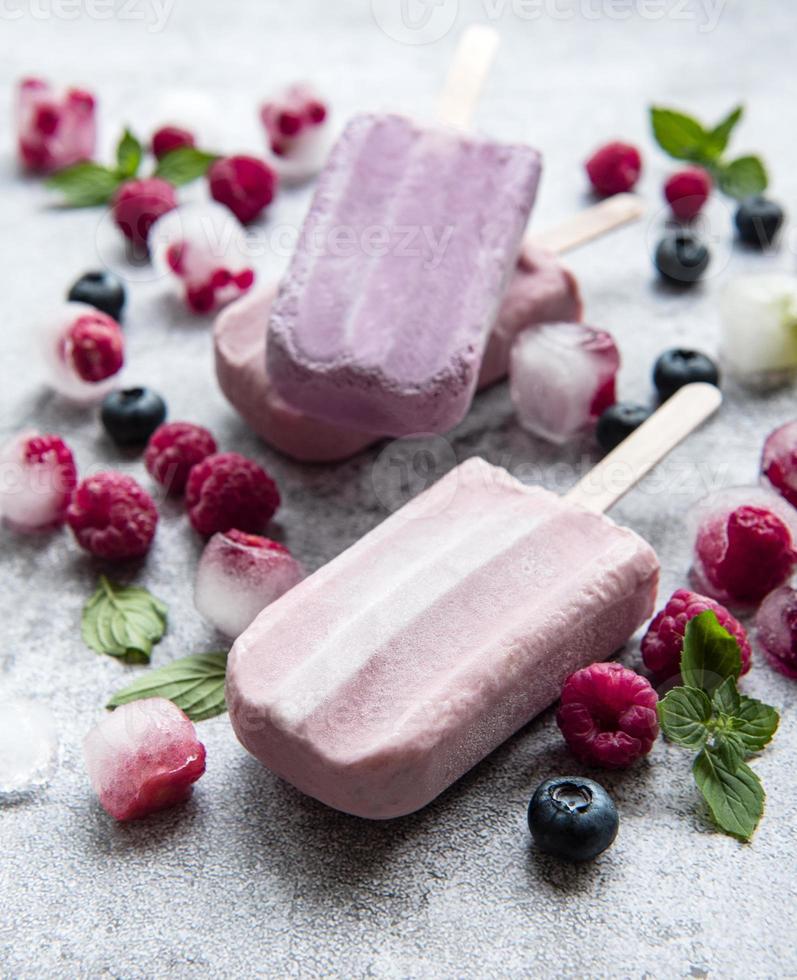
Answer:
[649,104,768,200]
[153,147,218,186]
[107,651,228,722]
[82,575,168,665]
[657,611,779,841]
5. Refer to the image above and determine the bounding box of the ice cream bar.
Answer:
[226,459,658,818]
[266,113,542,436]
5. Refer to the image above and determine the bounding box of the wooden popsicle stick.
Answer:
[436,25,500,130]
[525,193,645,257]
[566,383,722,515]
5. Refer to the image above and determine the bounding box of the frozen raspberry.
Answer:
[186,452,280,537]
[0,431,77,531]
[16,78,96,173]
[557,662,659,768]
[194,529,305,636]
[113,178,177,250]
[66,472,158,560]
[83,698,206,821]
[756,586,797,678]
[63,311,124,382]
[641,589,752,680]
[692,488,797,606]
[762,420,797,508]
[585,142,642,197]
[260,84,330,183]
[664,167,712,221]
[144,421,217,495]
[208,155,278,224]
[151,125,195,160]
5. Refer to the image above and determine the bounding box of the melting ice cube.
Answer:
[0,699,59,798]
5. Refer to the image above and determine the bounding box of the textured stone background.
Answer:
[2,0,797,977]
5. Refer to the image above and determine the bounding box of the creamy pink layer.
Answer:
[226,458,659,818]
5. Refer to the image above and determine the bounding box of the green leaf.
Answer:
[713,731,746,771]
[46,162,122,207]
[717,155,768,199]
[681,611,741,695]
[650,107,710,161]
[115,127,142,178]
[703,105,743,160]
[82,575,168,665]
[658,686,712,749]
[693,747,764,841]
[154,147,218,186]
[712,676,740,716]
[731,695,780,754]
[107,652,228,722]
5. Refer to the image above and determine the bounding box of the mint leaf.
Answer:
[732,695,780,753]
[693,747,764,841]
[681,611,741,695]
[650,107,710,161]
[107,652,228,722]
[717,155,768,199]
[47,162,122,207]
[713,731,746,771]
[658,686,712,749]
[154,147,218,186]
[82,576,167,664]
[116,128,142,178]
[703,105,743,160]
[712,676,740,716]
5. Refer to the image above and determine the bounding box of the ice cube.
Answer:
[260,84,331,184]
[756,586,797,678]
[761,419,797,508]
[83,698,206,821]
[0,430,77,531]
[40,303,124,401]
[17,77,96,174]
[509,322,620,444]
[0,699,58,798]
[150,203,256,314]
[719,274,797,389]
[194,529,305,638]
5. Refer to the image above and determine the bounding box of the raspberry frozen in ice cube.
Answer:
[761,419,797,509]
[83,698,206,821]
[16,77,96,174]
[509,322,619,444]
[40,303,125,401]
[691,486,797,607]
[194,529,305,637]
[0,430,77,531]
[260,83,331,183]
[756,586,797,678]
[150,203,256,314]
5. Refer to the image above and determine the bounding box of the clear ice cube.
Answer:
[0,699,59,798]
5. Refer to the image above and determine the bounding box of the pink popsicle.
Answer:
[226,458,659,819]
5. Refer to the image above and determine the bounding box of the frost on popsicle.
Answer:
[260,84,330,183]
[194,530,305,638]
[16,77,96,174]
[40,303,124,401]
[83,697,206,821]
[0,699,59,798]
[509,322,619,444]
[150,203,255,313]
[0,431,77,531]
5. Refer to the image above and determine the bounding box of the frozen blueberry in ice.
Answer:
[735,196,785,250]
[596,402,652,453]
[762,420,797,508]
[527,776,619,862]
[67,270,126,321]
[0,430,77,531]
[194,529,305,637]
[719,275,797,388]
[509,322,619,445]
[101,388,167,447]
[756,586,797,678]
[653,349,720,402]
[654,231,710,286]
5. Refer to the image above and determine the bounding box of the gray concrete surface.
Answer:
[2,0,797,976]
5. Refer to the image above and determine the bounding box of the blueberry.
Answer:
[101,388,167,446]
[68,270,126,320]
[735,196,785,249]
[654,231,710,286]
[527,776,619,862]
[596,402,652,453]
[653,348,720,402]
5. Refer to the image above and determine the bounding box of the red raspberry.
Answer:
[585,142,642,196]
[185,452,280,536]
[151,125,195,160]
[557,662,659,768]
[756,586,797,679]
[144,421,217,495]
[208,155,278,224]
[641,589,752,680]
[64,311,124,382]
[695,504,797,605]
[113,178,177,249]
[762,420,797,509]
[66,472,158,560]
[664,167,712,221]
